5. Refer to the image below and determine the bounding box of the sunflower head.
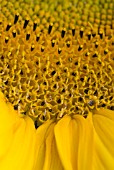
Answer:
[0,0,114,128]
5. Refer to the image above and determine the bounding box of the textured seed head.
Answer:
[0,0,114,127]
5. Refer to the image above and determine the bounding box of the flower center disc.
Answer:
[0,0,114,127]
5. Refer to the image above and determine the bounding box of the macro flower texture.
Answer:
[0,0,114,169]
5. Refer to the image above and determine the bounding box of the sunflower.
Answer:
[0,0,114,169]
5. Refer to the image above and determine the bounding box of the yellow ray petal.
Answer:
[0,92,16,157]
[35,119,64,170]
[92,109,114,170]
[0,92,36,170]
[0,91,17,130]
[54,114,94,170]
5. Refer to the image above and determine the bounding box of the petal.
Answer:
[92,109,114,170]
[35,119,64,170]
[54,114,94,170]
[0,92,16,157]
[0,92,36,170]
[0,91,18,130]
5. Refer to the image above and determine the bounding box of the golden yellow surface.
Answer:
[0,0,114,127]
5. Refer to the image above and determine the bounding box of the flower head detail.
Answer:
[0,0,114,169]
